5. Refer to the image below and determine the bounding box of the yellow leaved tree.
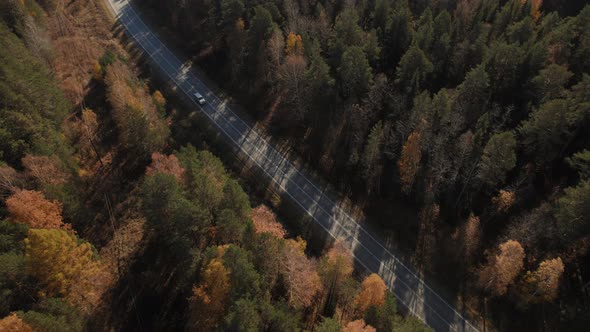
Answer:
[25,229,103,306]
[286,32,304,56]
[187,257,231,331]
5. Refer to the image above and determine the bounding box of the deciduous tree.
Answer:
[343,319,376,332]
[355,274,387,314]
[279,55,308,120]
[520,257,564,304]
[145,152,185,182]
[6,190,66,229]
[24,229,101,302]
[250,205,286,238]
[187,258,231,331]
[462,214,482,261]
[320,239,354,315]
[286,32,303,56]
[0,313,33,332]
[398,130,423,193]
[22,155,69,187]
[492,190,516,213]
[281,238,322,309]
[478,240,525,296]
[105,61,169,159]
[0,164,19,199]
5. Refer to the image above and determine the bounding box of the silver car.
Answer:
[193,92,206,105]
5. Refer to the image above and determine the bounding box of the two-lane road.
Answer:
[105,1,480,331]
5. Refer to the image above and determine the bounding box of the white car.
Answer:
[193,92,206,105]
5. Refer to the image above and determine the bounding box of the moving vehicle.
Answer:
[193,92,206,105]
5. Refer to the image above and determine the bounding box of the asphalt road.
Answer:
[106,1,481,331]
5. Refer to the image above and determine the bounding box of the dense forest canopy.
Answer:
[134,0,590,330]
[1,0,590,330]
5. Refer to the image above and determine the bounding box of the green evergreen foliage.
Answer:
[220,0,245,29]
[224,298,262,331]
[339,46,373,98]
[0,23,71,166]
[365,294,400,332]
[0,220,28,316]
[141,172,205,249]
[555,179,590,240]
[18,298,84,332]
[222,245,262,301]
[395,44,433,94]
[478,131,517,188]
[315,317,342,332]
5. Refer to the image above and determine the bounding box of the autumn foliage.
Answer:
[0,164,19,198]
[22,155,70,186]
[355,274,387,314]
[0,313,33,332]
[104,61,169,157]
[325,239,354,280]
[188,258,231,331]
[285,32,303,56]
[398,130,423,193]
[145,152,185,182]
[6,190,66,229]
[343,319,377,332]
[492,190,516,213]
[281,238,322,309]
[250,204,287,238]
[25,229,102,302]
[462,214,482,261]
[521,257,564,303]
[479,240,525,296]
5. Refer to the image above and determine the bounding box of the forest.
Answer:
[133,0,590,330]
[0,0,431,331]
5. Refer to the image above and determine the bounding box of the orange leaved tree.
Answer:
[6,190,66,229]
[398,130,423,193]
[0,313,33,332]
[355,273,387,314]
